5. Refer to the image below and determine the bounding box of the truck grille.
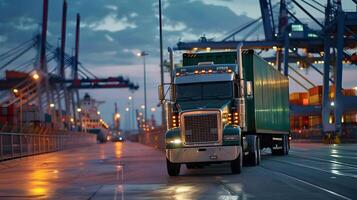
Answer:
[182,112,220,144]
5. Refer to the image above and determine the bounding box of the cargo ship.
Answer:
[79,93,110,142]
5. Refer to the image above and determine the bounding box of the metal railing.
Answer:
[0,132,96,161]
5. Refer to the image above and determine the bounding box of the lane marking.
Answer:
[269,159,357,179]
[289,154,357,170]
[260,166,352,200]
[217,181,237,196]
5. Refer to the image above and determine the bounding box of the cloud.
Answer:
[13,17,37,31]
[105,5,118,11]
[84,14,137,32]
[163,21,187,32]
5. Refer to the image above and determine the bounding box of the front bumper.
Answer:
[166,146,241,163]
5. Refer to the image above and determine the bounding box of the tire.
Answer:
[231,146,243,174]
[247,136,260,166]
[167,158,180,176]
[256,137,261,165]
[283,135,289,155]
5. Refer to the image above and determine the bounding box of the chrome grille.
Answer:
[183,112,219,144]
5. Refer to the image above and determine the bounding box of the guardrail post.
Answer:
[39,136,41,153]
[29,135,32,156]
[11,134,14,158]
[0,135,3,160]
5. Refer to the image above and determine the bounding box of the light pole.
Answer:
[13,89,23,132]
[158,0,166,130]
[137,51,149,125]
[128,96,135,130]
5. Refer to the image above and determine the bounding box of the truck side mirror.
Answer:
[158,85,164,102]
[246,81,253,97]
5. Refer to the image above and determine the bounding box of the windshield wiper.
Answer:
[204,96,231,99]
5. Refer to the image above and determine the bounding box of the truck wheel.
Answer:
[167,158,180,176]
[283,135,289,155]
[257,137,261,165]
[231,146,242,174]
[246,135,260,166]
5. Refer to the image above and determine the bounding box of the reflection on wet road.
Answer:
[1,141,357,199]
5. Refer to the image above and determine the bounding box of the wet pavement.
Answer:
[0,141,357,199]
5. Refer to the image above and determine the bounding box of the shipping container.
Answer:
[5,70,29,80]
[289,92,309,105]
[183,51,237,66]
[242,51,290,133]
[308,86,322,96]
[309,115,322,128]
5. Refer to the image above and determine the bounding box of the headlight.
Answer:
[169,138,182,144]
[223,135,240,141]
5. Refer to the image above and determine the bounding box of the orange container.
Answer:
[309,115,322,128]
[289,92,309,105]
[343,89,356,96]
[308,94,322,105]
[308,86,322,96]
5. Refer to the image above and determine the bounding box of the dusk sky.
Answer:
[1,0,356,128]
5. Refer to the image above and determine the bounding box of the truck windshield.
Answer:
[176,82,232,101]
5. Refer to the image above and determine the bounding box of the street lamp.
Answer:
[151,107,156,112]
[50,103,55,108]
[77,108,82,112]
[32,73,40,80]
[13,88,22,132]
[137,51,149,123]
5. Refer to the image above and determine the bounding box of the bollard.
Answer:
[11,134,14,158]
[0,135,3,160]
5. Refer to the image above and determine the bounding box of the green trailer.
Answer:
[162,50,290,176]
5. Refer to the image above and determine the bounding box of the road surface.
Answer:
[0,141,357,200]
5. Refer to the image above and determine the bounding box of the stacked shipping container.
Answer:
[290,85,357,130]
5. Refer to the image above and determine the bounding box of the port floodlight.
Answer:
[32,73,40,80]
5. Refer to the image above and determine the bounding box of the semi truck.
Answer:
[160,48,290,176]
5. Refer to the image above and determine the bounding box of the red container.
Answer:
[5,70,28,80]
[308,86,323,96]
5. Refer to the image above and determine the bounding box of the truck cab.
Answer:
[164,63,244,176]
